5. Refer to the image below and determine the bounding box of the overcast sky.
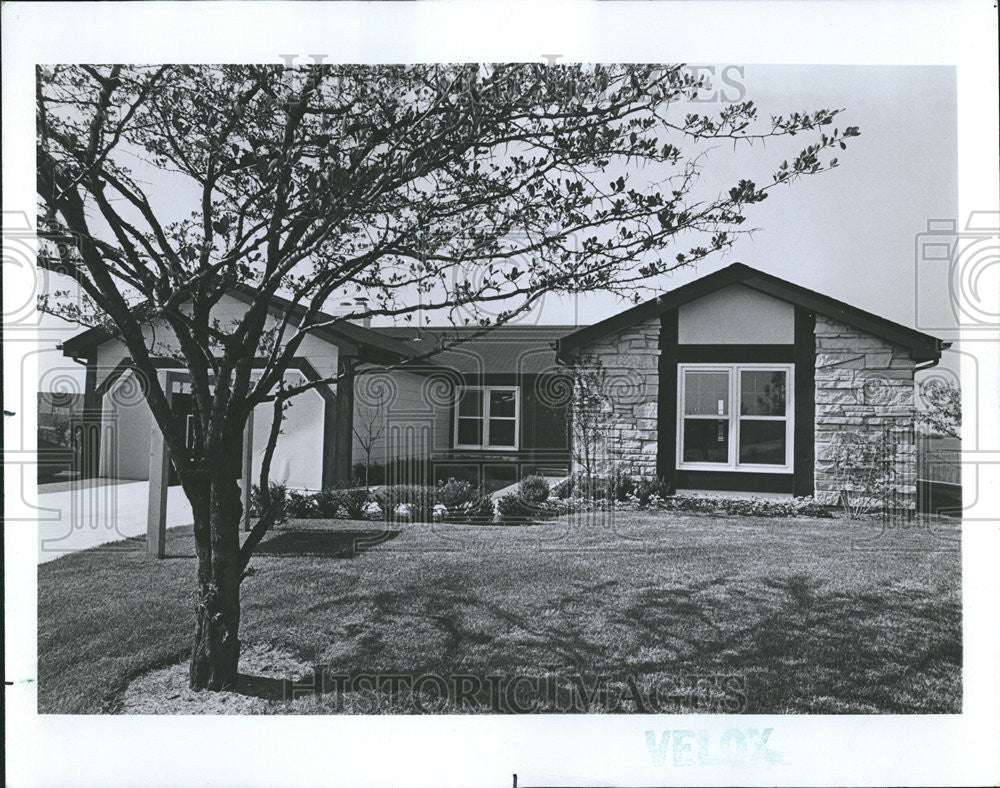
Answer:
[38,63,959,388]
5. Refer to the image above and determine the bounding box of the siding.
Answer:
[678,284,794,344]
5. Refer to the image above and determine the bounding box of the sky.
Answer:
[36,63,960,388]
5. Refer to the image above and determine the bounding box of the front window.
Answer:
[454,386,519,449]
[678,364,793,472]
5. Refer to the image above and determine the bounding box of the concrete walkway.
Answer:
[37,478,193,564]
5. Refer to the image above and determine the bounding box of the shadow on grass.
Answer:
[262,573,960,714]
[255,528,400,558]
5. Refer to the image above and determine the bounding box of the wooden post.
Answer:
[333,356,356,487]
[242,412,254,532]
[146,371,172,558]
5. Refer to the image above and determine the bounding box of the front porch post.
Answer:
[146,370,173,558]
[333,356,356,487]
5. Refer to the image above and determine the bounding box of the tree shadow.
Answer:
[226,571,960,713]
[254,528,400,558]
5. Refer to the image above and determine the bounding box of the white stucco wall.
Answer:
[100,370,153,480]
[250,373,325,491]
[678,284,795,344]
[90,293,340,485]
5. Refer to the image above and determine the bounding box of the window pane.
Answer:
[684,371,729,416]
[489,389,516,418]
[458,389,482,417]
[740,370,786,416]
[489,419,516,447]
[457,417,482,445]
[682,418,729,463]
[739,419,786,464]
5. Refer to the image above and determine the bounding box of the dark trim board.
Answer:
[793,308,816,497]
[656,309,678,490]
[676,470,794,494]
[677,344,794,363]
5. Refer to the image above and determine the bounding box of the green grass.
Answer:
[38,511,961,714]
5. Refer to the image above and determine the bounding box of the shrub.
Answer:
[551,476,574,499]
[431,477,495,523]
[552,471,644,502]
[517,475,551,505]
[610,467,636,502]
[496,492,532,524]
[435,477,477,510]
[831,427,909,519]
[632,477,673,508]
[462,491,496,524]
[282,490,308,518]
[375,485,435,523]
[495,477,558,524]
[322,488,372,520]
[249,482,289,524]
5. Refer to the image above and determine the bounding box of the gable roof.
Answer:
[60,285,418,364]
[555,263,950,363]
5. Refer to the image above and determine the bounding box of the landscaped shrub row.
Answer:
[651,493,832,518]
[251,475,833,525]
[551,470,672,504]
[250,478,494,524]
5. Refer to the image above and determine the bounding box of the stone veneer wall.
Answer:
[574,315,661,478]
[813,315,918,509]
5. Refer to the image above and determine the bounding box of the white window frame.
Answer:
[453,385,520,451]
[676,363,794,474]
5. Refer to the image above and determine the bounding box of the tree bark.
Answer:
[187,446,245,691]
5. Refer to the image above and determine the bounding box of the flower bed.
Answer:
[250,478,495,525]
[251,474,834,526]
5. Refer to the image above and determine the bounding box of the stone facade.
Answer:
[813,315,918,509]
[569,310,920,508]
[572,315,661,478]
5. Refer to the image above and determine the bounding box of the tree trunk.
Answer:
[187,449,245,691]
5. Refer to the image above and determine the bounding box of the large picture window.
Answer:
[677,364,793,472]
[454,386,520,450]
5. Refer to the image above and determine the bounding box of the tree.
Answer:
[36,63,859,690]
[352,402,386,488]
[918,378,961,439]
[567,354,612,487]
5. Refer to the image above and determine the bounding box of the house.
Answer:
[60,263,949,508]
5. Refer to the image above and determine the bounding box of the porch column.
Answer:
[146,370,173,558]
[656,309,679,490]
[79,351,102,479]
[332,355,356,487]
[793,307,816,497]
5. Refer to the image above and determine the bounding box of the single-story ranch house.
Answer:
[60,263,949,509]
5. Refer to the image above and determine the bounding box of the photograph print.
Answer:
[33,60,962,718]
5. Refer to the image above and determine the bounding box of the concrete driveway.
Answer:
[37,478,193,564]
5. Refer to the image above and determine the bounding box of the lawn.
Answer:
[37,510,961,714]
